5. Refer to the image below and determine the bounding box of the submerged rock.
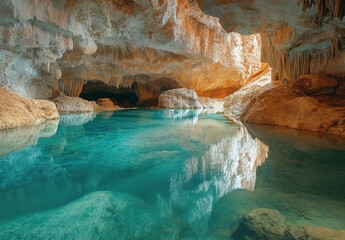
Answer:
[232,208,345,240]
[0,191,177,240]
[95,98,122,111]
[234,208,288,240]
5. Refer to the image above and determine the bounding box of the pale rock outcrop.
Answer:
[0,88,59,130]
[52,93,95,113]
[158,88,202,109]
[158,88,225,112]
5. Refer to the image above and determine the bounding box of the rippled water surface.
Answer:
[0,110,344,239]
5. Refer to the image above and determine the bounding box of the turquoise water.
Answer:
[0,109,344,239]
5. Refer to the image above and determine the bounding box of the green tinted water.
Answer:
[0,110,344,239]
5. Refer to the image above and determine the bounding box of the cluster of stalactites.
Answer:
[262,34,341,81]
[301,0,345,20]
[62,79,85,97]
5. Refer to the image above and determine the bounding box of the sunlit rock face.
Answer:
[197,0,345,82]
[0,88,59,130]
[0,0,261,101]
[224,63,272,119]
[242,83,345,136]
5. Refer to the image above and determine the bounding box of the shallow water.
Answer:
[0,110,344,239]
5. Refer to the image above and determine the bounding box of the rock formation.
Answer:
[197,0,345,134]
[0,0,261,103]
[158,88,225,112]
[242,76,345,136]
[0,88,59,130]
[197,0,345,82]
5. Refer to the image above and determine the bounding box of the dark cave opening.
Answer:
[79,81,139,108]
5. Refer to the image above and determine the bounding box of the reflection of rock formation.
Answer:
[169,121,269,235]
[164,109,203,126]
[0,110,268,238]
[0,191,180,240]
[245,122,345,152]
[59,113,95,126]
[233,208,345,240]
[0,120,59,157]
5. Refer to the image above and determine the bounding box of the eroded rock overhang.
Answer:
[0,0,262,101]
[197,0,345,81]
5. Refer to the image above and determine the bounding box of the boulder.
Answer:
[52,93,95,113]
[158,88,202,109]
[234,208,288,240]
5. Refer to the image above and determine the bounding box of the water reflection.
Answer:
[164,109,202,126]
[0,110,269,239]
[59,113,95,126]
[0,120,59,157]
[169,119,268,234]
[245,123,345,152]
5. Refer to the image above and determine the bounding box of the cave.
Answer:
[79,81,139,108]
[1,1,345,239]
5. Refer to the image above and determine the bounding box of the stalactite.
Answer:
[301,0,345,20]
[261,34,341,81]
[63,79,85,97]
